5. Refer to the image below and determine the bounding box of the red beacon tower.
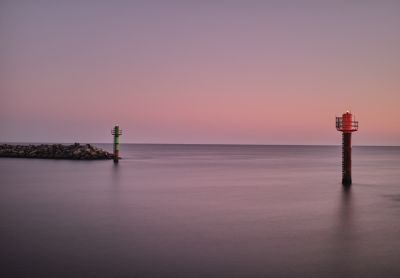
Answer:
[336,111,358,186]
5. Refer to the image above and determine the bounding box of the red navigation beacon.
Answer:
[336,111,359,186]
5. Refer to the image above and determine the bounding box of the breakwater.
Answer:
[0,143,114,160]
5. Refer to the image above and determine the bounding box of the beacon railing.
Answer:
[336,117,358,131]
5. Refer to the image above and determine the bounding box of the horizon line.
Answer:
[1,141,399,147]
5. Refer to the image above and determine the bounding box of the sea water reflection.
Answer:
[1,145,400,277]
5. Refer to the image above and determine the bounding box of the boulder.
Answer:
[0,143,114,160]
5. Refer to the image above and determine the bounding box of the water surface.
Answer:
[1,145,400,277]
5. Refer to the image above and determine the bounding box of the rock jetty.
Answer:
[0,143,114,160]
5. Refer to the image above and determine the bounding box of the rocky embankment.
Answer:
[0,143,114,160]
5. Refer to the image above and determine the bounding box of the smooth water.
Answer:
[1,145,400,277]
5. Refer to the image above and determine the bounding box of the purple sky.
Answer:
[1,1,399,145]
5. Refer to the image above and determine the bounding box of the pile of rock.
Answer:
[0,143,114,160]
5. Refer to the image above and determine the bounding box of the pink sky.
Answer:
[1,1,399,145]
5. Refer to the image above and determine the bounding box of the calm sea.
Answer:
[1,144,400,277]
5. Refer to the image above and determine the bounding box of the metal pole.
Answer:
[342,132,352,186]
[112,125,121,163]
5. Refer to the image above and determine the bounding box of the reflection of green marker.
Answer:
[111,124,122,163]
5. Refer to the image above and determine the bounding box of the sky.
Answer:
[1,1,399,145]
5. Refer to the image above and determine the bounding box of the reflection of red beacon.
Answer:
[336,111,358,186]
